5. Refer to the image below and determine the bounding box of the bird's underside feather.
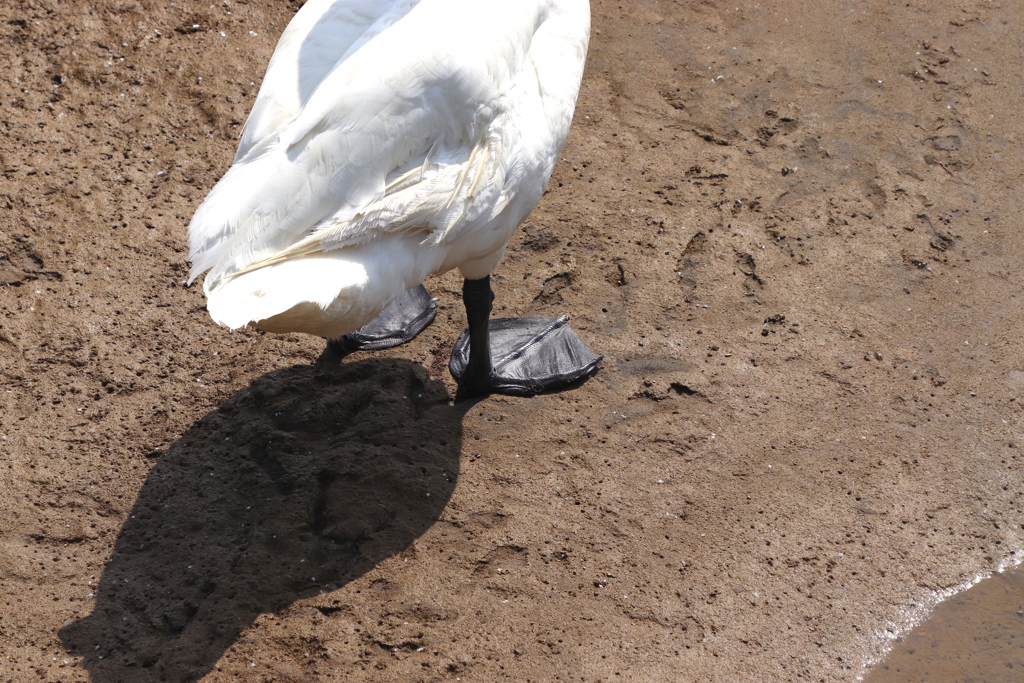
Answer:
[188,0,553,292]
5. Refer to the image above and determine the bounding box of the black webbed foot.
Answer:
[327,285,437,354]
[449,316,602,397]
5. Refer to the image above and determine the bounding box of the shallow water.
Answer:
[864,567,1024,683]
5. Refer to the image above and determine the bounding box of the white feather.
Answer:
[188,0,590,338]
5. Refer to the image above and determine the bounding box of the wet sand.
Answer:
[1,0,1023,681]
[865,567,1024,683]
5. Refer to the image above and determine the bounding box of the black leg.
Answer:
[460,276,496,396]
[449,277,602,397]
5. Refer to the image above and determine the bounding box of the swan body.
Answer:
[188,0,591,338]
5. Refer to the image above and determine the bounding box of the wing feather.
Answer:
[224,132,504,281]
[237,0,419,160]
[189,0,554,292]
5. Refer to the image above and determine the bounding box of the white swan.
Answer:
[188,0,600,395]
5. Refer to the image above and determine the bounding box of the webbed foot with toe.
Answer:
[450,316,602,397]
[327,284,437,354]
[448,276,601,398]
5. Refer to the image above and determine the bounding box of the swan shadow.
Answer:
[60,356,463,682]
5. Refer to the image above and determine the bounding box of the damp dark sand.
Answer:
[866,566,1024,683]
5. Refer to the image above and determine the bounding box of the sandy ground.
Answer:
[2,0,1023,681]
